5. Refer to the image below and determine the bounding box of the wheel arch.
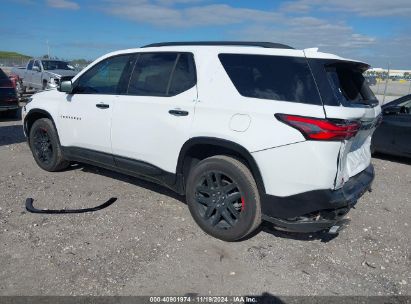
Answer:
[176,137,266,194]
[24,108,56,137]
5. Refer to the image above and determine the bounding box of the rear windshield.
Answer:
[325,63,377,106]
[0,69,8,80]
[219,54,321,105]
[0,88,16,98]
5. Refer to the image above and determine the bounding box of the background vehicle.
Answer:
[22,42,380,241]
[372,94,411,158]
[0,68,19,118]
[11,59,77,94]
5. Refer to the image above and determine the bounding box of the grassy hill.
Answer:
[0,51,30,59]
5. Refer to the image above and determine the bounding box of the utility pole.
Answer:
[46,40,50,58]
[382,61,390,105]
[376,73,381,94]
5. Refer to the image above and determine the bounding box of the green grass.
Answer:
[0,51,30,59]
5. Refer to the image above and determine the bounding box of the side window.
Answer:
[168,53,196,96]
[128,53,177,96]
[33,60,41,71]
[75,55,133,94]
[27,60,34,70]
[218,54,321,105]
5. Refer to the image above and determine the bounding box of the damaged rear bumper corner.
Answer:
[261,164,374,233]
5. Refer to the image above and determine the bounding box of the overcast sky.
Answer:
[1,0,410,69]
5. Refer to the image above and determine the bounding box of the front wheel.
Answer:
[29,118,69,172]
[186,155,261,241]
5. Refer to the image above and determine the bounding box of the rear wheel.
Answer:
[29,118,69,172]
[186,155,261,241]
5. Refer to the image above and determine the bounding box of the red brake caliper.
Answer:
[241,197,245,211]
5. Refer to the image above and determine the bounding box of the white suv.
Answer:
[22,42,381,241]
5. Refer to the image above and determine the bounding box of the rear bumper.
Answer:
[0,104,19,111]
[261,164,374,232]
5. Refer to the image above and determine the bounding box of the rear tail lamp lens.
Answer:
[275,114,360,141]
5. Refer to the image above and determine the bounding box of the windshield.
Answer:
[326,62,377,106]
[42,60,73,71]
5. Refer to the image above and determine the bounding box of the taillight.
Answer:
[275,114,360,141]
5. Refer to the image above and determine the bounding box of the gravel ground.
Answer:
[0,115,410,296]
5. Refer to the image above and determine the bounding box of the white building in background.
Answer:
[368,68,411,76]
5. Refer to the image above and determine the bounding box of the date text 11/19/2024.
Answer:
[149,296,258,303]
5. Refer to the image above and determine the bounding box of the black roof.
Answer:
[141,41,294,49]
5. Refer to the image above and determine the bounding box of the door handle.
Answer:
[96,103,110,109]
[169,109,189,116]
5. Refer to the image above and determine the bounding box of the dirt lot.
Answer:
[0,114,410,296]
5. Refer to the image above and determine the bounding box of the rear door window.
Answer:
[27,60,34,70]
[325,64,377,106]
[33,60,41,71]
[218,54,321,105]
[168,53,196,96]
[128,53,177,96]
[127,52,196,97]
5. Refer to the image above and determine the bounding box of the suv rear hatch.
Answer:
[308,58,381,189]
[0,70,17,107]
[0,87,18,107]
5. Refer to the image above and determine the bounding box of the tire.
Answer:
[29,118,69,172]
[42,81,47,90]
[186,155,261,241]
[370,144,376,155]
[370,140,376,155]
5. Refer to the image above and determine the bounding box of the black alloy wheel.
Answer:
[194,171,244,229]
[29,118,69,172]
[186,155,261,241]
[32,127,53,165]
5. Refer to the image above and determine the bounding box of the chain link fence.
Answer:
[365,70,411,105]
[0,56,28,68]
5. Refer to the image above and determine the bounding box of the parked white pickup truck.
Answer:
[12,58,78,94]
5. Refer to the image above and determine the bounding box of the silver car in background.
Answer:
[12,59,78,94]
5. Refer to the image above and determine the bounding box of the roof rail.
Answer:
[141,41,294,49]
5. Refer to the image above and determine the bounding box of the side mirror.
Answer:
[383,106,401,115]
[59,80,73,94]
[32,66,40,72]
